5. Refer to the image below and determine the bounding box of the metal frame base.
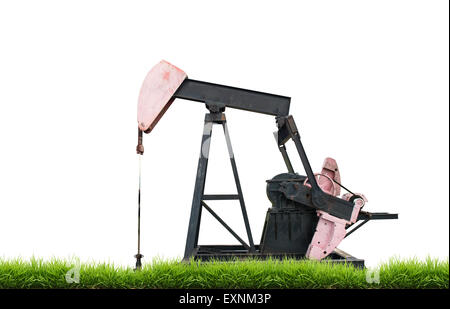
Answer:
[187,245,365,268]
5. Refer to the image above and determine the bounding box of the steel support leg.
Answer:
[183,120,212,260]
[223,122,255,252]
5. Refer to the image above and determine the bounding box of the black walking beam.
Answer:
[174,79,291,117]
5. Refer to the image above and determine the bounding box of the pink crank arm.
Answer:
[306,211,347,260]
[305,157,365,260]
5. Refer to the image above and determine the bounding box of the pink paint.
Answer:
[320,157,341,196]
[342,193,367,223]
[305,157,366,260]
[137,60,187,132]
[303,173,336,195]
[306,211,347,260]
[303,158,341,196]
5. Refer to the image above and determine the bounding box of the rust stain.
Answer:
[162,59,185,74]
[163,71,170,80]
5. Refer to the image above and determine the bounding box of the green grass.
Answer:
[0,257,447,289]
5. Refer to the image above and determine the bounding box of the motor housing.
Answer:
[260,173,319,255]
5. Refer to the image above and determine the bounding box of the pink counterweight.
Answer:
[305,158,366,260]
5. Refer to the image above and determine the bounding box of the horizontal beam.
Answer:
[203,194,240,200]
[174,79,291,117]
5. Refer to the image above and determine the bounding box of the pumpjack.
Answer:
[134,60,397,269]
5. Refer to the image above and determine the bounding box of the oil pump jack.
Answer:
[134,60,397,269]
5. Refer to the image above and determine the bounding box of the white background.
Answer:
[0,0,448,268]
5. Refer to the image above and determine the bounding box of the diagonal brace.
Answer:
[201,201,251,250]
